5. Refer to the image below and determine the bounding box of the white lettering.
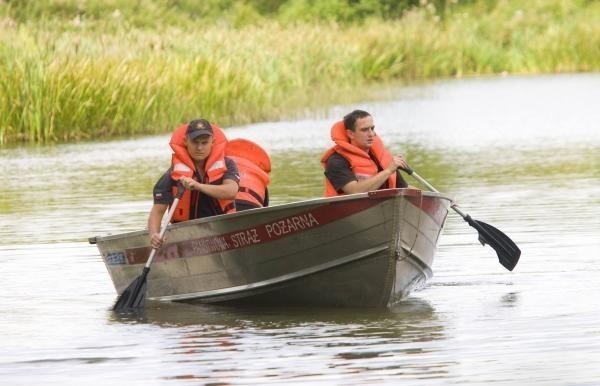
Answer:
[292,216,303,230]
[248,228,260,243]
[308,213,319,226]
[230,228,261,247]
[191,236,230,254]
[279,219,288,235]
[264,212,320,239]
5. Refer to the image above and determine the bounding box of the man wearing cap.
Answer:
[148,118,240,249]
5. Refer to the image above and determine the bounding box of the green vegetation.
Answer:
[1,0,598,144]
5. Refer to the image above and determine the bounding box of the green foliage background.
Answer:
[1,0,598,144]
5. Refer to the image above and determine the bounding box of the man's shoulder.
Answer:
[154,168,174,186]
[223,156,240,182]
[224,156,238,169]
[326,152,350,168]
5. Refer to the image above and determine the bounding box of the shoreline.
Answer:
[1,0,598,145]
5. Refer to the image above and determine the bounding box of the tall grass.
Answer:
[0,0,598,144]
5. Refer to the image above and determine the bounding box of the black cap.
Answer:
[186,119,213,140]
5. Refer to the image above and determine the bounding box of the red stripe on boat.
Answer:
[124,189,447,265]
[125,197,382,264]
[370,189,447,226]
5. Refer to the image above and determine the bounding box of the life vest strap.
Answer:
[222,202,236,213]
[235,199,262,209]
[239,186,264,205]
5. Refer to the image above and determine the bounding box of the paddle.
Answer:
[403,166,521,271]
[113,183,185,312]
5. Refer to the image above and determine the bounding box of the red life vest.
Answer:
[321,120,397,197]
[225,138,271,208]
[169,123,236,222]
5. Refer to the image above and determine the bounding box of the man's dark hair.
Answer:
[343,110,371,131]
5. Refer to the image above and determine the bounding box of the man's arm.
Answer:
[340,167,396,194]
[179,157,240,200]
[148,203,168,249]
[181,178,239,200]
[148,169,174,249]
[341,154,408,194]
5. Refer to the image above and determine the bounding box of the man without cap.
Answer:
[322,109,410,196]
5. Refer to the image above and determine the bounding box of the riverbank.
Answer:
[1,0,598,144]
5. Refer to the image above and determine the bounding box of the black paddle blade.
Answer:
[112,267,149,312]
[464,216,521,271]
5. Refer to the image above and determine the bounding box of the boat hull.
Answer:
[92,188,451,308]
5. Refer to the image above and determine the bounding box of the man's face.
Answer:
[185,135,213,162]
[347,116,375,151]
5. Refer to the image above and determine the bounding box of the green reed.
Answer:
[0,0,598,144]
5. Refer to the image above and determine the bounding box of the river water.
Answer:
[1,74,599,385]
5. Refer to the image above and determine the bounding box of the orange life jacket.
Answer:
[169,123,236,222]
[320,120,397,197]
[225,138,271,208]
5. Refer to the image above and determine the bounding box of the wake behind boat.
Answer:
[90,188,452,308]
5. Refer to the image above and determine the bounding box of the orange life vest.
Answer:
[225,138,271,208]
[321,120,397,197]
[169,123,236,222]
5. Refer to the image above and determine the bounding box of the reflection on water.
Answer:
[1,74,599,385]
[106,299,451,384]
[112,297,442,332]
[499,292,519,308]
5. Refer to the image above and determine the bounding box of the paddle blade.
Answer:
[112,267,149,312]
[465,217,521,271]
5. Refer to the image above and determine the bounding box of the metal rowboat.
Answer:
[90,188,452,308]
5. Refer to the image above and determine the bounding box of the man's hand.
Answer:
[179,176,198,190]
[150,232,164,249]
[387,154,408,174]
[148,203,169,250]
